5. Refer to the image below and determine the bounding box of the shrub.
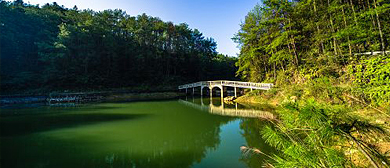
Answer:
[349,55,390,105]
[262,99,389,167]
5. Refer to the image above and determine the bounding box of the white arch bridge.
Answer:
[178,80,274,98]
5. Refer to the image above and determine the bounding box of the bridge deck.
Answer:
[178,80,273,90]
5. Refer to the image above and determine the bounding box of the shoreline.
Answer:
[234,86,390,167]
[0,91,184,105]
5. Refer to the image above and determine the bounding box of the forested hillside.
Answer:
[235,0,390,104]
[0,0,237,93]
[234,1,390,167]
[235,0,389,81]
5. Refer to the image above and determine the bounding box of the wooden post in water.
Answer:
[234,87,237,97]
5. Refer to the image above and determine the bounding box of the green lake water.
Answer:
[0,97,275,168]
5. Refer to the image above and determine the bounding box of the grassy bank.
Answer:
[235,82,390,167]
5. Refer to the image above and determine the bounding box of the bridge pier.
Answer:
[221,86,224,99]
[209,87,213,98]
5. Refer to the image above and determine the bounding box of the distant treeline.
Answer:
[234,0,389,83]
[0,0,237,93]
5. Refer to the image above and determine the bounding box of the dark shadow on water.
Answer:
[239,118,278,167]
[0,101,232,168]
[0,104,122,117]
[179,97,278,167]
[0,113,148,137]
[0,103,48,109]
[0,99,276,168]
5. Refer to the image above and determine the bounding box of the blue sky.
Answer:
[26,0,259,56]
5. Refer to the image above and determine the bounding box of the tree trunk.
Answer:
[273,62,276,80]
[349,0,362,52]
[313,0,325,54]
[372,0,385,52]
[340,1,353,57]
[346,133,380,168]
[367,0,377,29]
[366,0,377,52]
[285,0,299,67]
[349,0,358,26]
[292,38,299,67]
[328,0,338,56]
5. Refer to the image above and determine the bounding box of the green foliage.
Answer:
[0,1,238,93]
[349,55,390,105]
[263,100,347,167]
[262,100,389,167]
[303,77,346,104]
[234,0,390,83]
[234,0,390,166]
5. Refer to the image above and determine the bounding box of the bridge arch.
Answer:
[201,86,210,96]
[210,86,222,97]
[210,85,222,91]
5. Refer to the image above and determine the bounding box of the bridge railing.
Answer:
[178,80,273,90]
[178,81,272,89]
[220,81,273,89]
[178,82,203,89]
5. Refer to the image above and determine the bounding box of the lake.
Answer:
[0,97,275,168]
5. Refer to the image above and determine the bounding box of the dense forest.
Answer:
[235,0,390,103]
[235,0,390,167]
[0,0,237,93]
[235,0,389,81]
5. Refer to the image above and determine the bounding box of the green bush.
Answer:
[349,55,390,105]
[262,99,389,167]
[299,77,345,104]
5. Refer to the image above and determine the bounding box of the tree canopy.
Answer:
[234,0,390,84]
[0,0,238,93]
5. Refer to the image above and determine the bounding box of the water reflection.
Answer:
[179,97,277,167]
[1,100,276,168]
[1,101,231,168]
[239,119,277,167]
[179,96,277,120]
